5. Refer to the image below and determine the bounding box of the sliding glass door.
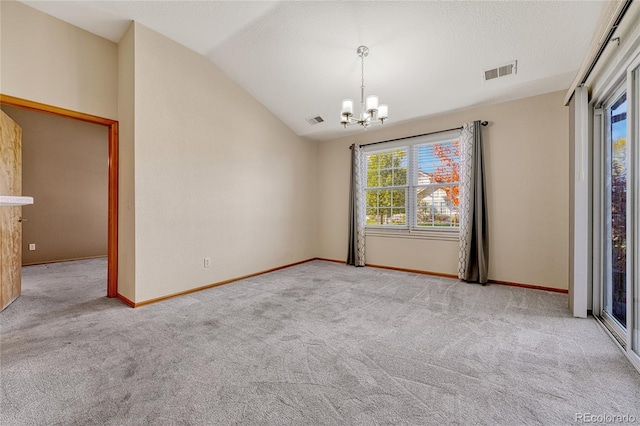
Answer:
[594,55,639,370]
[601,88,628,340]
[587,20,640,370]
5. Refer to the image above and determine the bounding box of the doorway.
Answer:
[0,95,118,298]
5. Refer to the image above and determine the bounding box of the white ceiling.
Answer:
[20,1,606,141]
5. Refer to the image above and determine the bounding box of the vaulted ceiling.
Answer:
[21,1,606,140]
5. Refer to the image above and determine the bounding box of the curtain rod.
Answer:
[350,121,488,149]
[564,0,632,105]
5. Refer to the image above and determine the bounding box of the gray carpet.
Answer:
[1,258,639,425]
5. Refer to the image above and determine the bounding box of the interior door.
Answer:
[0,109,23,311]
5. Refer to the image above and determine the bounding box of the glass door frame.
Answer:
[594,83,629,344]
[629,56,640,361]
[592,52,640,371]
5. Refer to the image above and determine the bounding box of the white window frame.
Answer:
[362,129,461,241]
[363,147,409,229]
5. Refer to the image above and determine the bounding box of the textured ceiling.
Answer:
[20,1,606,141]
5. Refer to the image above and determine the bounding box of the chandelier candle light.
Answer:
[340,46,388,129]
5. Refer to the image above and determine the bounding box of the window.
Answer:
[415,141,460,228]
[365,148,408,226]
[364,132,461,232]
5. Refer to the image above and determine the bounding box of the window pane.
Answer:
[417,205,433,226]
[366,149,407,189]
[391,208,406,225]
[391,189,406,207]
[604,91,627,329]
[378,189,390,209]
[415,186,459,227]
[367,169,380,188]
[365,148,408,227]
[380,169,392,186]
[366,189,406,226]
[379,151,393,168]
[390,189,406,225]
[366,190,378,224]
[367,154,378,172]
[394,167,407,186]
[379,208,391,224]
[416,140,460,208]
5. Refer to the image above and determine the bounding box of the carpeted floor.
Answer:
[1,258,639,425]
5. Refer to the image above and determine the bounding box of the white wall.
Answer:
[318,91,570,290]
[130,24,318,302]
[0,0,117,119]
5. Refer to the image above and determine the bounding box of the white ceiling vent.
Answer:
[483,61,517,81]
[306,116,325,126]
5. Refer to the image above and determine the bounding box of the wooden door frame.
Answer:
[0,95,119,297]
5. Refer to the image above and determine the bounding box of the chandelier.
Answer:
[340,45,388,129]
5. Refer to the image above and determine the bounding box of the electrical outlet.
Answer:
[204,257,211,268]
[29,243,36,251]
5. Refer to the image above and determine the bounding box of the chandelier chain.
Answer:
[361,52,365,90]
[360,50,366,114]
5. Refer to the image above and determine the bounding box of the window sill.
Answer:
[365,228,459,242]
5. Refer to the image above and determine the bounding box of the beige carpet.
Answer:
[1,258,639,425]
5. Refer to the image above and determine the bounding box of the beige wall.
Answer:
[1,1,570,298]
[129,24,318,302]
[0,1,117,119]
[1,105,108,265]
[117,24,136,302]
[318,91,570,290]
[1,6,319,303]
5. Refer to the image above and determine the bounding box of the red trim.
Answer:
[116,293,135,308]
[314,258,568,293]
[22,255,107,266]
[366,262,458,278]
[314,257,346,264]
[488,279,568,294]
[132,258,317,307]
[107,122,118,297]
[0,95,115,126]
[116,257,568,308]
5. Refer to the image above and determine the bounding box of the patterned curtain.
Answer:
[458,121,488,283]
[347,144,366,266]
